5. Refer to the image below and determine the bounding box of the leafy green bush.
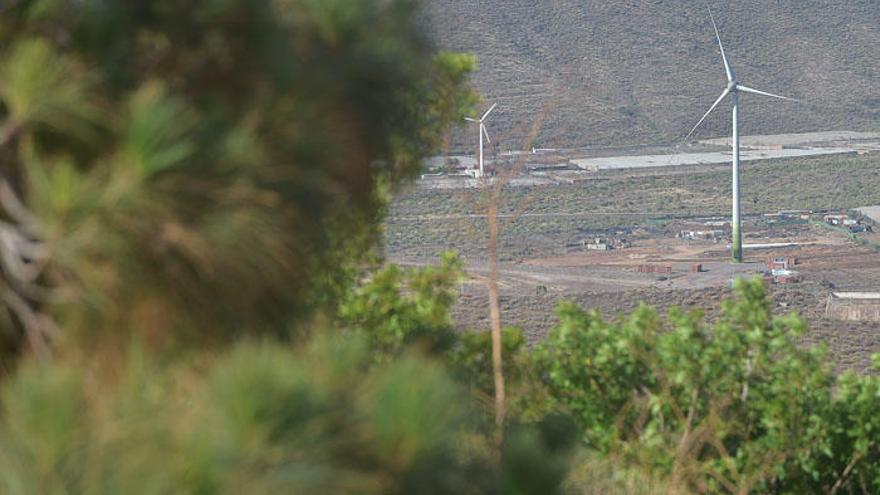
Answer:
[338,251,462,362]
[339,259,880,494]
[449,326,528,400]
[534,278,880,493]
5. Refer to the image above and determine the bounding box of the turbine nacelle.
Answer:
[684,10,797,143]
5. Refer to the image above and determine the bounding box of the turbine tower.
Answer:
[685,7,797,263]
[465,103,496,178]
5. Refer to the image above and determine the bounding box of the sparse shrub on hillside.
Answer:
[425,0,879,148]
[386,154,880,260]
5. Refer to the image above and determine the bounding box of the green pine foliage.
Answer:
[0,336,576,495]
[0,0,477,350]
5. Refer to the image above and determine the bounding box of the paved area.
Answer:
[571,147,855,171]
[699,131,880,148]
[857,206,880,224]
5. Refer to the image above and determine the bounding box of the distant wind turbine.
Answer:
[685,7,798,263]
[465,103,497,178]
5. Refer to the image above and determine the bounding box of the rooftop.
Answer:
[832,292,880,300]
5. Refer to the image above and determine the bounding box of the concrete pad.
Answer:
[857,206,880,224]
[571,148,855,172]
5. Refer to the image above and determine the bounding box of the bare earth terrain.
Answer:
[386,134,880,374]
[439,227,880,374]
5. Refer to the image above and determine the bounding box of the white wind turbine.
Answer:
[465,103,497,178]
[685,7,798,263]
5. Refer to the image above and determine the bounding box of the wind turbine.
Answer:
[465,103,497,178]
[685,7,798,263]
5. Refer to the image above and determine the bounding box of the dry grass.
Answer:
[386,153,880,260]
[423,0,880,149]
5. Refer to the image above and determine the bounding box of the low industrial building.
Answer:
[823,213,872,233]
[764,210,812,221]
[774,272,802,284]
[679,230,725,241]
[766,256,798,271]
[571,237,631,251]
[824,214,849,226]
[826,293,880,322]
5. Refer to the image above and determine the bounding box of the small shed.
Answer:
[826,293,880,322]
[774,270,801,284]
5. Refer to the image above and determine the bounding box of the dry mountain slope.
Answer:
[424,0,880,149]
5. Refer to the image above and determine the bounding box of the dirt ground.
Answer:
[409,224,880,375]
[388,146,880,375]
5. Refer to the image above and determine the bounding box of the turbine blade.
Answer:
[737,85,799,102]
[481,103,498,121]
[464,117,479,122]
[708,5,735,82]
[481,123,491,144]
[684,88,730,142]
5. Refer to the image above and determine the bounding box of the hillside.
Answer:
[422,0,880,149]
